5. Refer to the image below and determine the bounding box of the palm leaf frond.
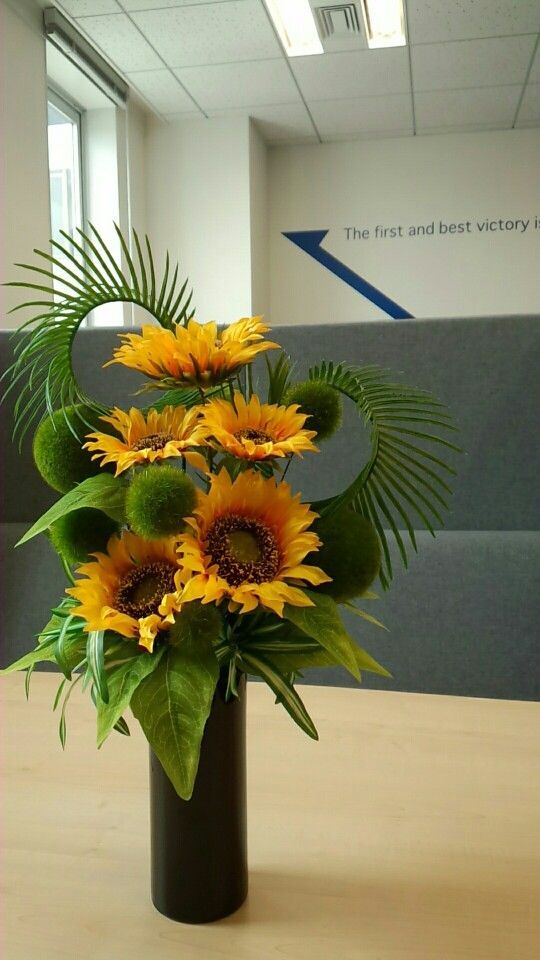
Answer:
[3,224,194,444]
[309,362,460,588]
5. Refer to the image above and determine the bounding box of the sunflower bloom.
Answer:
[106,317,278,388]
[201,393,318,462]
[177,468,331,616]
[83,406,208,477]
[67,532,184,652]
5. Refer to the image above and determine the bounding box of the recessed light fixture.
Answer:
[360,0,407,48]
[264,0,324,58]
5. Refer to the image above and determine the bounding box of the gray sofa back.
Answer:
[1,316,539,699]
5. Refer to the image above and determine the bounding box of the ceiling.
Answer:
[52,0,540,143]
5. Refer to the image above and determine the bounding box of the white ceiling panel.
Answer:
[415,85,521,130]
[412,35,536,92]
[123,0,226,8]
[292,48,410,101]
[528,41,540,82]
[516,83,540,122]
[309,94,413,138]
[175,60,300,111]
[77,13,162,71]
[206,103,317,142]
[407,0,540,45]
[130,1,281,68]
[61,0,120,14]
[126,69,198,113]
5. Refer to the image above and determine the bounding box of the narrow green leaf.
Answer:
[344,602,388,631]
[96,646,165,747]
[239,650,318,740]
[87,630,109,705]
[283,591,361,679]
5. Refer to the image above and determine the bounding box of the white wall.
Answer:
[0,0,50,328]
[269,128,540,325]
[145,116,255,325]
[249,120,269,319]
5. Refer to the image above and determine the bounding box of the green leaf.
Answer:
[16,474,127,545]
[344,602,388,631]
[238,650,318,740]
[96,646,165,747]
[166,601,224,649]
[87,630,109,704]
[1,635,57,673]
[131,615,220,800]
[283,592,361,680]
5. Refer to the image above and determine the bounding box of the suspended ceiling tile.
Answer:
[175,59,300,111]
[415,85,521,130]
[309,93,413,137]
[123,0,222,8]
[529,42,540,82]
[516,83,540,123]
[60,0,121,15]
[207,103,317,142]
[77,13,162,71]
[126,69,199,114]
[412,35,537,91]
[407,0,540,44]
[130,1,281,68]
[416,122,510,136]
[291,47,410,101]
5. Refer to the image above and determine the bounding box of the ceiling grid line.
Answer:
[511,28,540,127]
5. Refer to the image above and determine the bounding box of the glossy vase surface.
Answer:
[149,674,248,924]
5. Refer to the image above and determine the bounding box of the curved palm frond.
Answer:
[2,223,194,445]
[308,362,460,589]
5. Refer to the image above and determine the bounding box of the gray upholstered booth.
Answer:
[1,316,539,700]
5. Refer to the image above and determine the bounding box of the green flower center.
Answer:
[115,560,177,619]
[205,514,280,587]
[234,428,273,445]
[132,433,174,452]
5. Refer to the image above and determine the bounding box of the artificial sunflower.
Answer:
[201,393,318,462]
[67,531,184,653]
[83,406,208,476]
[177,468,331,616]
[106,317,278,388]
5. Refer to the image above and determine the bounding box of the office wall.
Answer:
[0,0,50,328]
[269,128,540,324]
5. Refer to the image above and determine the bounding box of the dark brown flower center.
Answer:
[234,428,273,445]
[132,432,174,452]
[205,514,280,587]
[115,561,177,619]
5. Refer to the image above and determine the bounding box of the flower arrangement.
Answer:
[1,226,459,802]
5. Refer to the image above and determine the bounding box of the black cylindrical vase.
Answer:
[149,674,248,924]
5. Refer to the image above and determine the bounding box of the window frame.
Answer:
[46,85,86,244]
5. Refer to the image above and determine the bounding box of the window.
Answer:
[47,91,84,248]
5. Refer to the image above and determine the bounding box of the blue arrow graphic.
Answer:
[282,230,413,320]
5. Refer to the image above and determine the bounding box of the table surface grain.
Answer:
[1,673,539,960]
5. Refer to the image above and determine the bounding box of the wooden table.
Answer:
[2,673,539,960]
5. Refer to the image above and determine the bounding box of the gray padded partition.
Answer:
[1,316,539,699]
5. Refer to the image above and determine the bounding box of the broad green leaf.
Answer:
[344,602,388,631]
[131,617,220,800]
[166,600,224,649]
[17,474,126,545]
[96,646,165,747]
[283,591,361,680]
[239,650,318,740]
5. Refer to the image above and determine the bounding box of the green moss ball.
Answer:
[32,405,104,493]
[50,508,119,566]
[308,509,381,602]
[284,380,343,441]
[126,465,197,539]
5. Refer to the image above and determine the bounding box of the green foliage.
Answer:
[0,606,87,676]
[308,362,460,588]
[125,465,197,538]
[284,379,343,440]
[131,608,221,800]
[87,630,108,704]
[96,646,166,747]
[2,223,194,445]
[17,473,127,546]
[32,405,104,493]
[238,649,318,739]
[49,508,119,566]
[309,509,381,602]
[265,352,293,405]
[283,591,364,680]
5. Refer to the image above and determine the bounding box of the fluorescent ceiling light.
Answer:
[264,0,324,57]
[360,0,407,49]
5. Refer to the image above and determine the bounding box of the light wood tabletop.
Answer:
[2,673,539,960]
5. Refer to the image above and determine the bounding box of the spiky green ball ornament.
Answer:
[284,380,343,440]
[126,465,197,539]
[309,508,381,602]
[32,405,104,493]
[50,509,119,566]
